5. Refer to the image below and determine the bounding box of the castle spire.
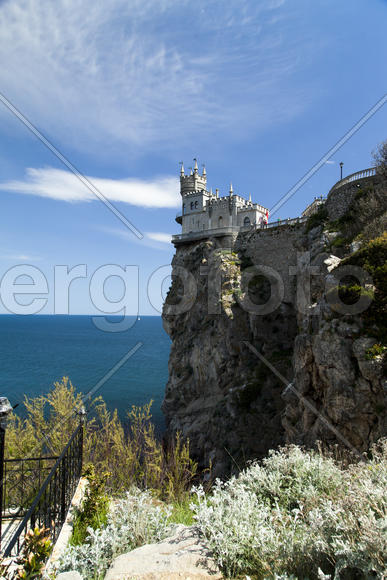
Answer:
[193,158,198,173]
[249,193,251,203]
[216,188,219,198]
[202,164,206,177]
[190,167,193,175]
[180,162,184,177]
[229,183,233,196]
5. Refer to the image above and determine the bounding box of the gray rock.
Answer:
[162,176,387,474]
[56,572,83,580]
[105,525,223,580]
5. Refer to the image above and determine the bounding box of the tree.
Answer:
[372,139,387,176]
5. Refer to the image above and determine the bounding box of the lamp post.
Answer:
[340,162,344,180]
[0,397,13,550]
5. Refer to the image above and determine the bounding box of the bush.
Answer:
[5,382,198,503]
[17,526,52,579]
[340,232,387,341]
[372,139,387,177]
[365,343,387,360]
[57,488,173,579]
[191,444,387,579]
[305,206,328,233]
[70,465,110,546]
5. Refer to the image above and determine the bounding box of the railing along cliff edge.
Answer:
[2,414,84,558]
[329,167,376,193]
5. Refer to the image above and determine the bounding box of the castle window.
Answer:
[183,204,185,215]
[218,216,223,228]
[243,216,251,227]
[190,202,194,210]
[195,201,198,208]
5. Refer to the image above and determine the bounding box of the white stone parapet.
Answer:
[328,167,376,193]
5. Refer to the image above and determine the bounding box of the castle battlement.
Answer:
[176,160,269,236]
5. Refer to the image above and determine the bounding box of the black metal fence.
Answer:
[2,456,58,518]
[1,418,84,557]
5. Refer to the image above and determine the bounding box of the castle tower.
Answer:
[180,158,207,195]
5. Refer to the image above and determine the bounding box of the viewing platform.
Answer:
[328,167,376,194]
[172,217,308,245]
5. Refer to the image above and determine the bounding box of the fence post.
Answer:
[0,397,13,551]
[78,407,86,472]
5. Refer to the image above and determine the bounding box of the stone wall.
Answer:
[325,174,383,219]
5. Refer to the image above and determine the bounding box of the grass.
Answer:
[168,495,197,526]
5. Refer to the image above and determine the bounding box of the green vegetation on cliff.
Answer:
[5,379,198,502]
[341,232,387,342]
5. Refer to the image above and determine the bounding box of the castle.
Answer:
[175,159,269,238]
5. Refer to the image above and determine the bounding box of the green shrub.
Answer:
[17,526,52,579]
[365,343,387,360]
[330,235,350,248]
[340,232,387,340]
[192,443,387,579]
[58,489,173,579]
[70,465,110,546]
[5,382,198,504]
[305,206,328,233]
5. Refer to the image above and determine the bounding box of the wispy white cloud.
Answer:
[145,232,171,244]
[0,0,314,155]
[100,226,173,250]
[0,167,180,209]
[0,253,41,262]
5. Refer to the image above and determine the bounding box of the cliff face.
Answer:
[162,175,387,476]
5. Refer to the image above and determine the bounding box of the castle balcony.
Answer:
[172,226,239,245]
[328,167,376,194]
[175,212,182,224]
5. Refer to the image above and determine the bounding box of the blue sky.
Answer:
[0,0,386,316]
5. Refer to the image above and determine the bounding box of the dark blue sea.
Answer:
[0,315,170,432]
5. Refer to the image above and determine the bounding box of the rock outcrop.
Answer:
[162,174,387,476]
[105,525,223,580]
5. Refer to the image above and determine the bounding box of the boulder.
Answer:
[56,572,83,580]
[105,525,223,580]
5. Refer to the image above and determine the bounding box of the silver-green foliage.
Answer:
[191,444,387,579]
[57,488,173,579]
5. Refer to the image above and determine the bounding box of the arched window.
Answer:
[195,200,199,208]
[218,216,223,228]
[190,202,194,210]
[243,216,251,227]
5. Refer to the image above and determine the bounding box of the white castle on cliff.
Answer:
[176,159,269,237]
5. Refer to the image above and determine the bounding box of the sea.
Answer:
[0,315,170,433]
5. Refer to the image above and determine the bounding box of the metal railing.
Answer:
[261,216,307,229]
[2,456,58,518]
[329,167,376,193]
[1,420,84,557]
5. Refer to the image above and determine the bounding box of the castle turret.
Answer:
[180,158,207,195]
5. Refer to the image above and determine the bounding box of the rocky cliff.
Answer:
[162,174,387,476]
